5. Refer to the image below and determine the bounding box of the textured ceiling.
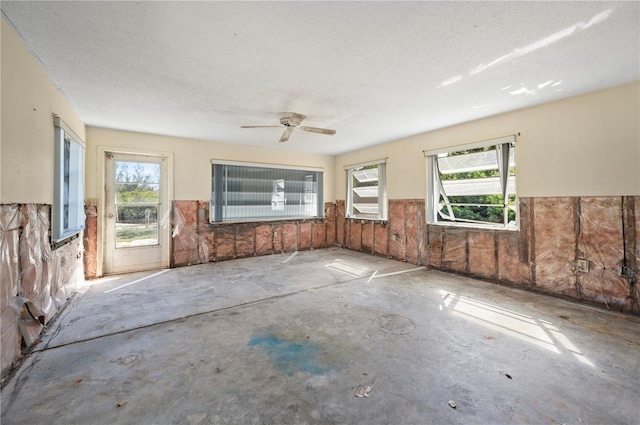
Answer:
[2,1,639,155]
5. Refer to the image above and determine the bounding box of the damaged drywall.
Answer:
[1,205,22,378]
[338,199,427,265]
[168,201,337,267]
[427,196,639,312]
[338,196,639,314]
[1,204,84,378]
[83,205,98,279]
[81,195,638,313]
[578,197,633,308]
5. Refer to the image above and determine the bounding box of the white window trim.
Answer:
[52,117,86,242]
[211,159,323,172]
[345,158,388,221]
[424,135,517,230]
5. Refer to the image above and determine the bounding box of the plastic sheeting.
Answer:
[1,204,85,378]
[170,201,200,266]
[578,197,629,310]
[20,205,55,319]
[83,205,98,279]
[160,203,185,239]
[532,197,577,295]
[425,196,637,313]
[170,200,337,267]
[1,205,22,377]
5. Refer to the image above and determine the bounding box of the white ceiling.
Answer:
[2,1,639,155]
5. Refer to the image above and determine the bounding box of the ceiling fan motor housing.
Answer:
[280,112,306,127]
[241,112,334,142]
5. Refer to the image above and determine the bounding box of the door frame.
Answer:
[96,146,174,276]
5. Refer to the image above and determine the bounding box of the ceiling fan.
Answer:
[241,112,336,143]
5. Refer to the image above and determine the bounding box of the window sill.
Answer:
[427,221,519,232]
[210,216,324,225]
[51,231,81,250]
[346,216,388,223]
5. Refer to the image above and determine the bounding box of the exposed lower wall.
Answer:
[81,201,339,275]
[83,205,98,279]
[336,199,427,264]
[337,197,639,314]
[171,201,337,266]
[82,196,638,314]
[0,204,84,378]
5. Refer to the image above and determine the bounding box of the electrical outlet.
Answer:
[618,266,632,278]
[273,231,278,238]
[576,258,589,273]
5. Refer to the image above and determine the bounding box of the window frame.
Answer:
[345,159,387,221]
[424,135,517,230]
[210,160,324,223]
[52,117,86,242]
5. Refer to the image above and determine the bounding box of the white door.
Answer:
[104,152,169,274]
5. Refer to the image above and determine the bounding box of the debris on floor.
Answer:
[116,400,127,408]
[448,400,457,408]
[500,370,513,379]
[354,385,372,398]
[18,318,42,347]
[115,353,142,366]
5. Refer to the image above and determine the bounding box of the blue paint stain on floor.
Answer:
[248,333,331,376]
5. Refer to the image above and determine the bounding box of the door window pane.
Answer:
[115,161,160,203]
[115,161,160,247]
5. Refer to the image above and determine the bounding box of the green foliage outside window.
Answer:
[438,146,516,225]
[116,163,160,223]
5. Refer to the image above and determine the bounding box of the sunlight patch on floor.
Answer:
[439,289,595,367]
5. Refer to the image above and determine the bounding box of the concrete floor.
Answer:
[2,247,639,424]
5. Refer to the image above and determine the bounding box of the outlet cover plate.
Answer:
[576,258,589,273]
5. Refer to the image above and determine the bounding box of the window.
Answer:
[425,135,517,229]
[345,159,387,220]
[52,117,85,242]
[210,161,323,222]
[114,160,161,248]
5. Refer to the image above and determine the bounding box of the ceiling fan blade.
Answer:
[241,125,281,128]
[301,126,336,135]
[281,112,306,127]
[279,128,294,143]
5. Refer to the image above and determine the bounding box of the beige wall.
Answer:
[86,127,336,203]
[0,19,85,204]
[336,81,640,200]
